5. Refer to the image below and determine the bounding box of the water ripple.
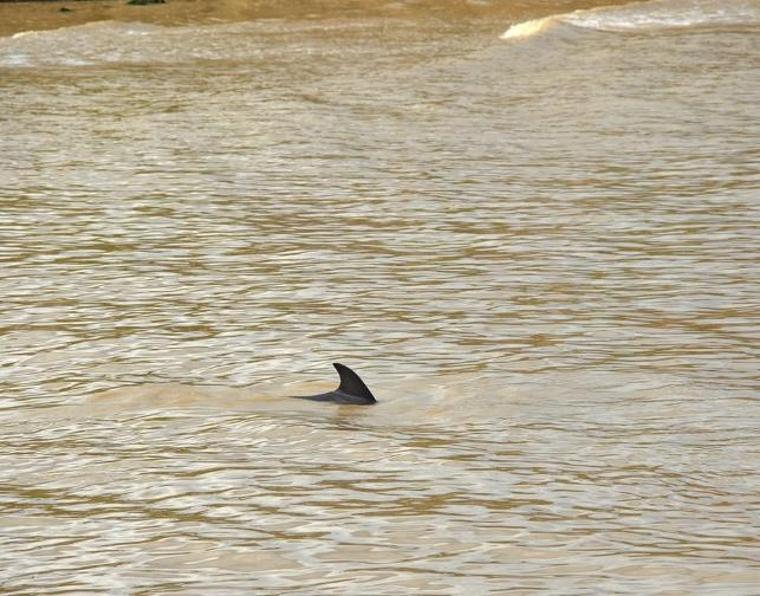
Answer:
[2,7,760,593]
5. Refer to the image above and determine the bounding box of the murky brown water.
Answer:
[2,0,760,592]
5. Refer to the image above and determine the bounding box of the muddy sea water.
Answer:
[2,0,760,592]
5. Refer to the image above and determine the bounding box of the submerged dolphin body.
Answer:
[293,363,377,405]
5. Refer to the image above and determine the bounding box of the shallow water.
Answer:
[2,0,760,592]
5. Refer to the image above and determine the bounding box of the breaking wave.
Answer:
[502,0,760,40]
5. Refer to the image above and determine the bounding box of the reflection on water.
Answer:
[2,0,760,592]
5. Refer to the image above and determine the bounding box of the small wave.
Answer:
[500,16,560,40]
[565,0,760,33]
[502,0,760,40]
[0,20,172,68]
[9,20,161,40]
[11,30,37,40]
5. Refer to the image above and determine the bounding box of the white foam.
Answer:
[500,16,559,40]
[11,30,37,39]
[501,0,760,40]
[2,52,31,67]
[0,20,171,68]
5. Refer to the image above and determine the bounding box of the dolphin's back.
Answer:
[293,363,377,405]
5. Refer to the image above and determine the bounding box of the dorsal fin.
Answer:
[334,362,376,403]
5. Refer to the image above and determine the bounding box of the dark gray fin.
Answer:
[334,363,376,404]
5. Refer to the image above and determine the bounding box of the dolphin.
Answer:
[293,363,377,405]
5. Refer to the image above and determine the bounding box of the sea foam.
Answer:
[502,0,760,40]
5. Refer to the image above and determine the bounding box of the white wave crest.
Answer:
[500,16,559,40]
[502,0,760,40]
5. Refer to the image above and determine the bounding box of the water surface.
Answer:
[2,0,760,592]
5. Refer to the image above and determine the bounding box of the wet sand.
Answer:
[0,0,633,38]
